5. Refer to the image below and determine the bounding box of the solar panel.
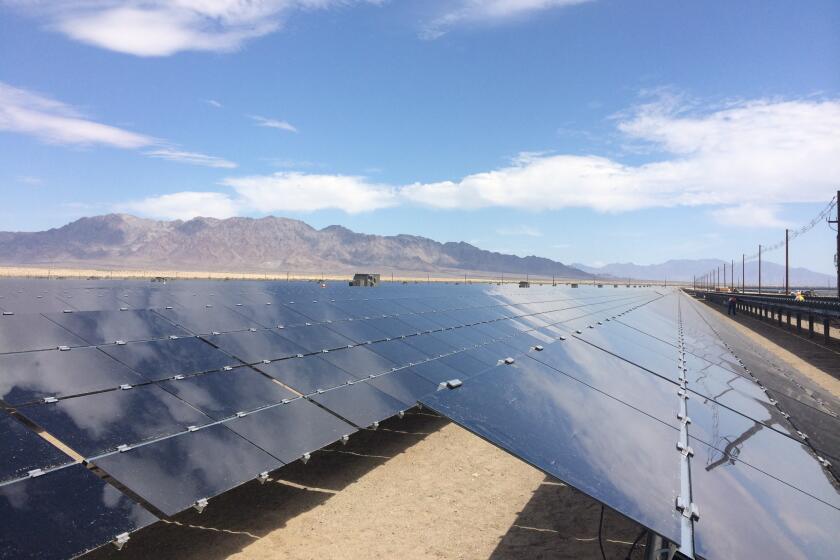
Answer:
[309,381,407,428]
[1,280,836,559]
[93,423,281,516]
[0,346,146,406]
[0,412,72,482]
[0,313,86,354]
[421,357,684,544]
[156,368,298,420]
[225,398,356,463]
[255,354,355,394]
[100,336,243,381]
[43,309,189,345]
[18,385,213,457]
[0,464,158,559]
[204,329,307,363]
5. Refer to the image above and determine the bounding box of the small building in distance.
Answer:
[350,273,380,287]
[519,281,530,288]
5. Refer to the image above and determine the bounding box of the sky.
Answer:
[1,0,839,274]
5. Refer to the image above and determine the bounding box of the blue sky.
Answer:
[1,0,839,274]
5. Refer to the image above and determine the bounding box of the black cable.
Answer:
[598,504,607,560]
[625,528,648,560]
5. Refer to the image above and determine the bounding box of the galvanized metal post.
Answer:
[758,244,762,294]
[830,190,840,299]
[784,228,789,295]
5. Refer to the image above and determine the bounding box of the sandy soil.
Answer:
[85,413,647,560]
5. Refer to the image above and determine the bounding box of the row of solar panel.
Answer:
[1,286,657,559]
[422,291,840,560]
[0,280,631,314]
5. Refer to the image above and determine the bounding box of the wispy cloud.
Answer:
[0,81,236,168]
[496,225,543,237]
[0,82,155,148]
[710,204,789,229]
[421,0,591,39]
[250,115,298,133]
[204,99,223,108]
[16,175,43,186]
[7,1,382,57]
[145,149,237,169]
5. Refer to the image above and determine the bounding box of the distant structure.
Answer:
[151,276,167,283]
[350,273,380,287]
[519,280,530,288]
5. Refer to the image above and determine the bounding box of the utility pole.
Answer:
[731,259,734,290]
[742,254,745,292]
[758,245,762,294]
[785,228,789,295]
[830,190,840,299]
[723,262,727,290]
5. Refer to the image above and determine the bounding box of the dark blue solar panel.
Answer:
[93,423,281,516]
[0,464,157,559]
[43,309,189,345]
[309,380,407,428]
[0,412,72,483]
[204,330,307,363]
[0,347,146,406]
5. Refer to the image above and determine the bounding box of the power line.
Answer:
[743,195,837,262]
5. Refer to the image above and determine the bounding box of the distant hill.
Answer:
[0,214,593,278]
[574,259,835,287]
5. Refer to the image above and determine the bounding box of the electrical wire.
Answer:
[744,195,837,261]
[625,528,648,560]
[598,504,607,560]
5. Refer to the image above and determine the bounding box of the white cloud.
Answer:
[250,115,298,132]
[496,225,543,237]
[0,82,155,148]
[710,204,788,229]
[205,99,223,108]
[16,175,43,186]
[8,1,379,57]
[421,0,590,39]
[224,172,397,213]
[145,149,237,169]
[0,81,237,168]
[403,97,840,214]
[121,95,840,225]
[122,191,240,220]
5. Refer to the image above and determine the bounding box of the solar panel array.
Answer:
[422,289,840,560]
[0,279,655,559]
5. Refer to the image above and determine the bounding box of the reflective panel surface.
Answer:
[94,423,281,516]
[204,330,307,364]
[0,347,146,405]
[309,381,406,428]
[255,355,354,395]
[0,313,86,354]
[276,324,355,354]
[319,346,397,379]
[0,412,72,482]
[421,358,682,544]
[226,398,356,464]
[368,369,437,406]
[0,464,158,560]
[19,385,212,457]
[100,336,243,382]
[157,368,297,420]
[43,309,189,345]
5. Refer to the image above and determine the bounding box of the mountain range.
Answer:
[574,259,835,287]
[0,214,592,278]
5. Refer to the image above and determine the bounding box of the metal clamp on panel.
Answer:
[58,345,71,351]
[257,471,270,485]
[340,434,350,445]
[117,444,132,453]
[222,366,233,371]
[119,384,133,390]
[503,357,515,365]
[301,452,311,465]
[445,379,463,389]
[172,374,185,380]
[115,340,127,346]
[675,496,700,520]
[676,442,694,457]
[112,532,130,551]
[43,396,58,403]
[193,498,209,513]
[27,468,45,478]
[533,345,544,352]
